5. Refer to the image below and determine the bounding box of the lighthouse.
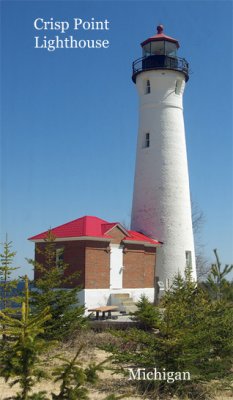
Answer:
[131,25,197,288]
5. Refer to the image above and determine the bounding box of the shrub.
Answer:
[131,294,160,330]
[0,276,51,400]
[28,231,86,341]
[108,266,233,399]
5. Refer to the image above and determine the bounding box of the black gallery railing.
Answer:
[132,55,189,82]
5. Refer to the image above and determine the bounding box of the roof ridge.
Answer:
[28,216,160,244]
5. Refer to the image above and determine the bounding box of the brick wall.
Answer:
[85,241,110,288]
[34,241,85,288]
[107,226,126,244]
[34,238,156,290]
[123,244,156,288]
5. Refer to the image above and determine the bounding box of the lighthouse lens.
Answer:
[150,41,165,55]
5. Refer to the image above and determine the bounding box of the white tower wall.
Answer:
[131,69,196,286]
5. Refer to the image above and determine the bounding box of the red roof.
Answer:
[141,25,180,48]
[28,215,160,246]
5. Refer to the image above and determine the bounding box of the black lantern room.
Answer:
[132,25,189,83]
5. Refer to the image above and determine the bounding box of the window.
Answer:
[145,79,151,94]
[185,251,192,268]
[144,132,150,148]
[56,248,64,267]
[175,80,182,95]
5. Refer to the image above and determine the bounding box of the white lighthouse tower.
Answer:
[131,25,197,288]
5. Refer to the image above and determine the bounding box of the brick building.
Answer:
[29,215,160,309]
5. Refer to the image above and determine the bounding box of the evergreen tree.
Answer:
[51,346,89,400]
[28,230,86,341]
[131,294,160,330]
[107,266,233,399]
[0,236,19,314]
[207,249,233,302]
[0,274,125,400]
[51,345,108,400]
[0,275,51,400]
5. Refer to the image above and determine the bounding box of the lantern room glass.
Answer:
[142,41,177,57]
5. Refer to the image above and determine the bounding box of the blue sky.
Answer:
[1,0,232,279]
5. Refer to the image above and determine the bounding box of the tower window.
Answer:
[145,79,151,94]
[144,132,150,148]
[185,251,192,268]
[175,80,182,95]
